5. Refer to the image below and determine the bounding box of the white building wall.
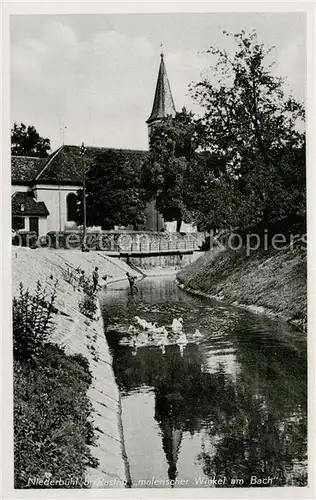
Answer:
[33,184,81,232]
[12,184,29,195]
[165,221,197,233]
[38,217,48,235]
[33,187,59,232]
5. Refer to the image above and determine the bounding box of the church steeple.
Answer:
[146,49,176,136]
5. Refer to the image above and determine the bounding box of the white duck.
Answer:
[137,330,148,345]
[128,325,138,335]
[155,325,168,336]
[134,316,150,329]
[171,317,183,335]
[119,337,132,346]
[147,322,162,340]
[192,328,203,339]
[134,316,159,333]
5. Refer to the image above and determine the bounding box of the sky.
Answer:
[10,12,306,152]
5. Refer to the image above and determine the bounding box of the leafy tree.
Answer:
[76,149,146,230]
[184,151,236,232]
[141,108,198,232]
[190,30,305,232]
[11,122,51,157]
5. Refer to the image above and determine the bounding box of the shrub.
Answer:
[70,353,93,385]
[14,343,99,488]
[61,266,79,287]
[61,266,96,294]
[13,281,58,361]
[82,278,95,296]
[78,294,97,321]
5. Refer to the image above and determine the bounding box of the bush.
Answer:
[61,266,96,294]
[14,342,99,488]
[13,281,58,361]
[61,266,79,287]
[70,353,93,385]
[78,293,97,321]
[82,278,95,296]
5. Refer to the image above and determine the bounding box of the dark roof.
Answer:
[12,191,49,217]
[11,156,46,183]
[34,145,148,185]
[147,54,176,124]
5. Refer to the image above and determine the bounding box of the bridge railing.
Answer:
[126,238,197,253]
[46,230,205,252]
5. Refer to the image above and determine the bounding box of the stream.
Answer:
[100,275,307,488]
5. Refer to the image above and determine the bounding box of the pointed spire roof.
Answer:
[147,52,176,124]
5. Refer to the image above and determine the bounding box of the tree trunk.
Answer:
[176,219,182,232]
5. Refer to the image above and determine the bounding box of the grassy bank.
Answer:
[177,246,307,330]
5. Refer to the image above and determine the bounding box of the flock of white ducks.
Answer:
[123,316,203,356]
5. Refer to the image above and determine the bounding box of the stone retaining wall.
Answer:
[129,251,203,270]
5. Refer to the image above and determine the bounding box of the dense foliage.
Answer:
[14,344,98,488]
[13,281,98,488]
[13,281,57,361]
[11,123,51,157]
[76,149,147,230]
[189,30,305,233]
[79,293,98,321]
[142,109,198,231]
[141,30,305,235]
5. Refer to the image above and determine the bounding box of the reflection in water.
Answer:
[100,277,307,488]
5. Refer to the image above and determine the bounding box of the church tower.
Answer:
[143,50,176,231]
[146,50,176,139]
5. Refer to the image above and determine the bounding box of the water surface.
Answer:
[100,276,307,488]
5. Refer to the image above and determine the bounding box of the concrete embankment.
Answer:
[177,246,307,331]
[12,247,138,488]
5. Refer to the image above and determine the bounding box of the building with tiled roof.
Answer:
[11,156,45,185]
[11,52,192,234]
[12,191,49,232]
[11,145,148,233]
[34,145,147,185]
[12,191,49,216]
